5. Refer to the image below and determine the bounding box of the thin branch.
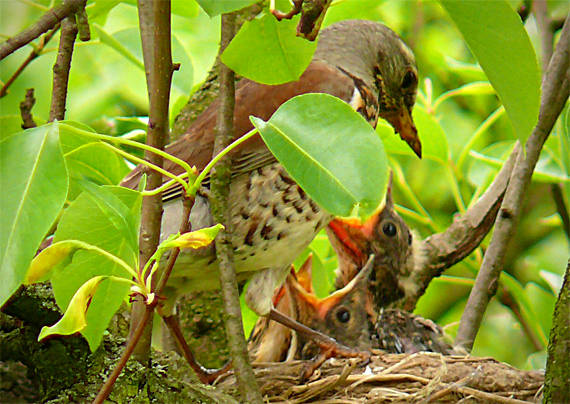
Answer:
[0,0,85,61]
[0,25,59,98]
[49,16,77,122]
[455,14,570,352]
[209,12,263,403]
[551,184,570,240]
[128,0,174,362]
[19,88,37,129]
[534,0,553,70]
[92,303,155,404]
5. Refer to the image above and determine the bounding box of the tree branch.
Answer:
[19,88,37,129]
[209,12,263,403]
[48,16,77,122]
[455,14,570,352]
[0,0,85,61]
[0,25,59,99]
[128,0,174,361]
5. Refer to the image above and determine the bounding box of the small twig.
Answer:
[49,16,77,122]
[75,7,91,42]
[454,386,533,404]
[210,12,262,403]
[92,303,155,404]
[0,25,59,98]
[290,360,356,403]
[551,184,570,240]
[0,0,85,61]
[455,14,570,352]
[19,89,37,129]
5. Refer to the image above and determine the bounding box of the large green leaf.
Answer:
[251,93,388,219]
[195,0,257,17]
[440,0,540,141]
[51,185,141,350]
[59,122,130,200]
[0,124,68,306]
[221,13,317,85]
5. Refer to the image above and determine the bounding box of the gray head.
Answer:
[315,20,421,157]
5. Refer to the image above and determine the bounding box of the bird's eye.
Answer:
[336,308,351,323]
[383,222,397,237]
[401,70,417,89]
[408,231,413,245]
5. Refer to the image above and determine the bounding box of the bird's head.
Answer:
[316,20,422,158]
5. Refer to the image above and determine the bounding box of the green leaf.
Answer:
[469,142,570,184]
[39,276,109,341]
[378,106,449,163]
[440,0,540,141]
[26,240,137,284]
[51,185,141,350]
[195,0,257,17]
[59,122,130,200]
[524,282,555,341]
[93,24,144,70]
[0,124,68,306]
[221,13,317,85]
[251,93,388,219]
[433,81,495,111]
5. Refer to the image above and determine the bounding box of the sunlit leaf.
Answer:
[221,13,317,85]
[38,276,108,341]
[195,0,257,17]
[251,94,388,219]
[539,270,563,294]
[0,124,68,306]
[26,240,137,285]
[440,0,540,141]
[51,186,141,350]
[161,224,224,250]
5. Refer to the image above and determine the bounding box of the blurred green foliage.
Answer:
[1,0,568,371]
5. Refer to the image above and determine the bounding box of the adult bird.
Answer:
[121,19,420,382]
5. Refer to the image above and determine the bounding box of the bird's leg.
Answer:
[267,308,370,378]
[162,314,232,384]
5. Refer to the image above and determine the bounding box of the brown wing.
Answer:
[120,61,355,190]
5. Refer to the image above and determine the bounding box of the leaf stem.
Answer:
[99,142,189,194]
[457,106,504,172]
[60,123,196,182]
[189,127,258,194]
[446,161,466,214]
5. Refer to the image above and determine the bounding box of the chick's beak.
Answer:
[385,107,422,158]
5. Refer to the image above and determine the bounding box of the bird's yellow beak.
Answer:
[385,107,422,158]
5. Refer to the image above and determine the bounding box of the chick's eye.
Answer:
[383,222,397,237]
[401,70,417,89]
[336,308,350,323]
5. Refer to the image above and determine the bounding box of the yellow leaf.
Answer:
[38,276,108,341]
[162,223,224,250]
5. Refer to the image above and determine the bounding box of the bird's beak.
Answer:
[385,108,422,158]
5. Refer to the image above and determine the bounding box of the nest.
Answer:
[216,351,544,403]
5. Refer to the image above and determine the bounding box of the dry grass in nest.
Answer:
[216,351,544,403]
